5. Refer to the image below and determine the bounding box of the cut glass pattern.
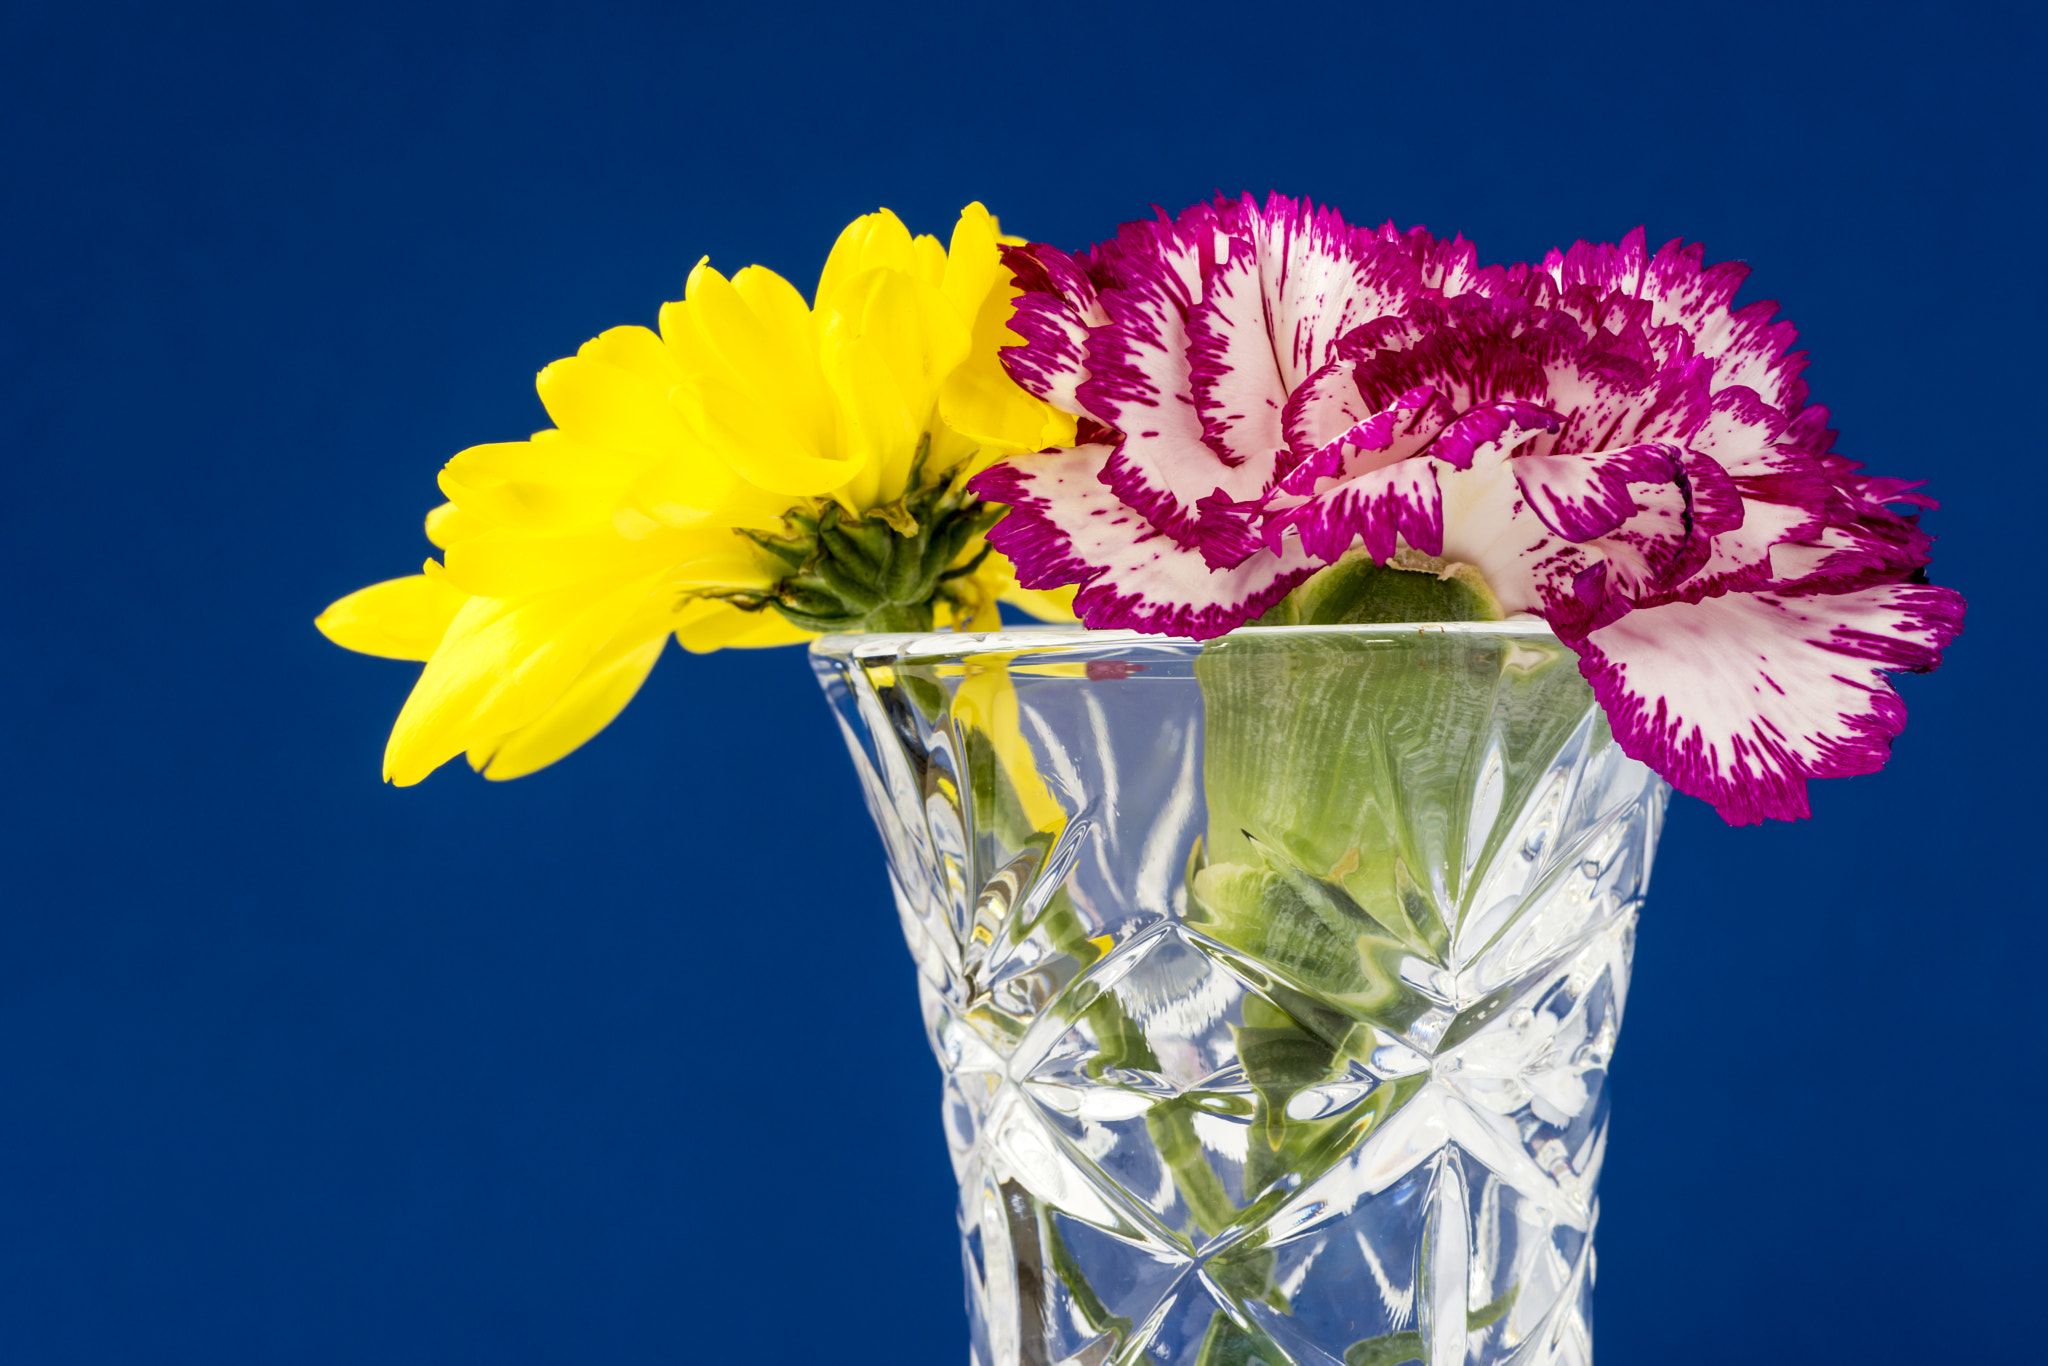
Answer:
[813,624,1666,1366]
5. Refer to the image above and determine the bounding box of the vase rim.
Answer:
[811,617,1565,662]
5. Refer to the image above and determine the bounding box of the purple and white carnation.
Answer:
[971,194,1965,825]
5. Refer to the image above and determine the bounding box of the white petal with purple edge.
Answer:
[1187,237,1287,465]
[1763,516,1932,594]
[1579,477,1694,602]
[1671,495,1820,599]
[1545,232,1808,415]
[976,444,1317,640]
[1281,355,1378,471]
[1575,585,1964,824]
[1426,400,1559,470]
[972,445,1122,594]
[1069,532,1317,640]
[1251,195,1422,388]
[1512,443,1683,543]
[998,245,1109,419]
[1080,236,1257,544]
[1269,458,1443,563]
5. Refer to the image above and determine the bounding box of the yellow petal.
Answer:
[1000,581,1080,623]
[670,368,864,497]
[535,348,693,458]
[935,592,1002,633]
[910,232,949,290]
[659,260,856,497]
[316,574,471,661]
[449,432,648,495]
[721,611,816,649]
[938,365,1077,466]
[819,267,971,501]
[938,268,1078,460]
[815,208,916,312]
[941,203,1004,326]
[424,502,491,548]
[729,264,818,360]
[577,324,681,388]
[673,262,829,426]
[926,420,981,474]
[466,608,672,781]
[663,535,782,592]
[383,574,662,785]
[951,656,1065,835]
[438,436,650,532]
[439,525,681,600]
[616,454,788,533]
[671,599,814,653]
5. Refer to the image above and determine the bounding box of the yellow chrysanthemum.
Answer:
[317,203,1078,785]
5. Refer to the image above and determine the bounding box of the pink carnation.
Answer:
[971,193,1965,824]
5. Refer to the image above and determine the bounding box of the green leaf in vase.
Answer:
[1343,1329,1424,1366]
[1194,624,1595,1029]
[1194,1308,1290,1366]
[1340,1283,1519,1366]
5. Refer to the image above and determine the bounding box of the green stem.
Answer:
[859,600,935,633]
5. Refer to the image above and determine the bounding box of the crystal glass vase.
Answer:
[811,624,1667,1366]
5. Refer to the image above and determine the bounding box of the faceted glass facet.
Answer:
[811,624,1667,1366]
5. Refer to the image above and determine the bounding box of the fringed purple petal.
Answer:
[998,243,1109,419]
[1687,385,1792,476]
[1267,458,1443,562]
[1534,228,1810,415]
[1539,227,1655,299]
[1375,224,1509,300]
[1191,487,1273,570]
[1573,583,1965,824]
[1851,474,1940,511]
[1823,453,1943,516]
[969,446,1120,593]
[1782,403,1837,459]
[1764,515,1936,595]
[974,444,1314,639]
[1281,376,1449,492]
[1245,193,1425,387]
[1099,429,1279,550]
[1512,442,1684,543]
[1426,400,1560,471]
[1683,451,1746,538]
[1437,446,1691,637]
[1187,232,1288,467]
[1077,225,1218,546]
[1668,494,1828,602]
[1281,356,1376,474]
[1076,222,1202,422]
[1581,476,1695,601]
[1070,543,1315,640]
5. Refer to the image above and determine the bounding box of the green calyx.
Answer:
[1255,546,1504,627]
[717,440,1001,635]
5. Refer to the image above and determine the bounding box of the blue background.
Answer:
[3,1,2040,1360]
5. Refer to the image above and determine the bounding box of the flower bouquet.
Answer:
[321,195,1962,1365]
